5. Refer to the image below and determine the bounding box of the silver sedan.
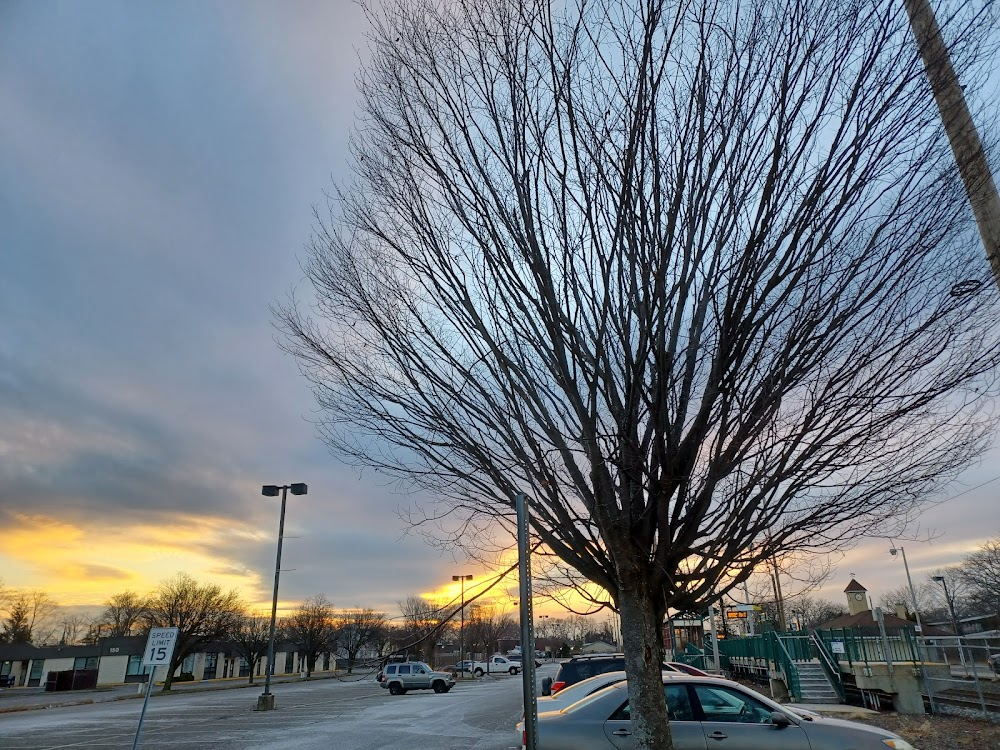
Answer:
[518,675,918,750]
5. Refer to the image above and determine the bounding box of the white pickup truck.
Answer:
[469,655,520,676]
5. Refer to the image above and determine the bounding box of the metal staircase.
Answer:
[795,660,840,703]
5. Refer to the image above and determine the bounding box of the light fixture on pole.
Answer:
[256,482,307,712]
[931,575,961,637]
[453,574,472,676]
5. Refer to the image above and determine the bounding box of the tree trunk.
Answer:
[619,587,673,750]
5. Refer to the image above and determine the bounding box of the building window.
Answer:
[238,657,250,677]
[203,653,218,679]
[126,655,152,676]
[73,656,98,670]
[284,652,294,674]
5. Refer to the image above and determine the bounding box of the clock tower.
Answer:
[844,578,869,616]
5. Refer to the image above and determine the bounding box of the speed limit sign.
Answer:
[142,627,179,666]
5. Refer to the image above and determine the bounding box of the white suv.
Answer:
[379,661,455,695]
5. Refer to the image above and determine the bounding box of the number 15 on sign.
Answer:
[143,627,179,666]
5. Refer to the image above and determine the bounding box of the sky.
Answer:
[1,0,998,626]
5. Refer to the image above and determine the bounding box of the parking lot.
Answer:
[0,668,551,750]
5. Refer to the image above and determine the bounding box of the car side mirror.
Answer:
[770,711,791,728]
[541,676,553,696]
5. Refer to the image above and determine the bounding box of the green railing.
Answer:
[811,632,846,701]
[772,635,801,700]
[815,627,920,668]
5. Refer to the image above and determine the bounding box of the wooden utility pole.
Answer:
[903,0,1000,290]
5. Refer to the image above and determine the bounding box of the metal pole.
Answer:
[516,492,538,750]
[897,547,936,713]
[263,485,288,701]
[707,604,720,674]
[460,579,464,676]
[130,666,156,750]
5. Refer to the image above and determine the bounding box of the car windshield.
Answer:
[550,674,625,704]
[559,682,626,714]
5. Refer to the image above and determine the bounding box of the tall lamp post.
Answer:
[453,574,472,676]
[889,547,925,634]
[890,546,936,712]
[257,482,308,712]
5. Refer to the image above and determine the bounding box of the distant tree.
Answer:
[0,591,59,644]
[334,609,388,674]
[794,597,847,630]
[57,614,90,645]
[284,595,336,677]
[230,613,271,684]
[1,598,32,644]
[142,573,245,691]
[960,535,1000,623]
[101,591,146,638]
[877,582,935,620]
[398,595,444,663]
[464,604,517,661]
[925,567,973,626]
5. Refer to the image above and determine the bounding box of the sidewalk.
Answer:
[0,671,371,714]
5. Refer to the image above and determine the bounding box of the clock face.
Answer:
[854,593,864,601]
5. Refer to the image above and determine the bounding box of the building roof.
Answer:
[816,610,952,636]
[844,578,867,593]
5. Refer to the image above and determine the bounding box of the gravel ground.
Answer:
[845,712,1000,749]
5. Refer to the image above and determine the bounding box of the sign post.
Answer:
[131,627,179,750]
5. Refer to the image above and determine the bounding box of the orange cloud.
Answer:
[0,512,265,607]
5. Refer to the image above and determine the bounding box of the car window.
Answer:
[608,684,694,722]
[416,666,427,674]
[693,685,773,723]
[386,665,396,675]
[398,665,411,675]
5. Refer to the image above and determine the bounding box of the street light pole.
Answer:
[889,547,925,634]
[889,546,936,713]
[453,574,472,677]
[257,482,307,712]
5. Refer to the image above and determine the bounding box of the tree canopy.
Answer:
[279,0,1000,746]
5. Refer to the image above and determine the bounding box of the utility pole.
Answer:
[903,0,1000,290]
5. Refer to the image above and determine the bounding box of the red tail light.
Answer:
[550,680,566,693]
[522,729,526,746]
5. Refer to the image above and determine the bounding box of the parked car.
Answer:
[518,675,918,749]
[470,655,521,676]
[379,661,455,695]
[455,660,476,673]
[546,654,682,695]
[509,653,544,667]
[665,661,711,677]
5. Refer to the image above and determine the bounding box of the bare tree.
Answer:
[333,608,388,674]
[230,613,271,684]
[278,0,1000,746]
[283,595,336,677]
[397,595,446,663]
[142,573,245,691]
[464,604,517,662]
[0,590,59,644]
[925,566,973,625]
[960,535,1000,622]
[100,591,146,638]
[877,582,936,618]
[57,614,90,645]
